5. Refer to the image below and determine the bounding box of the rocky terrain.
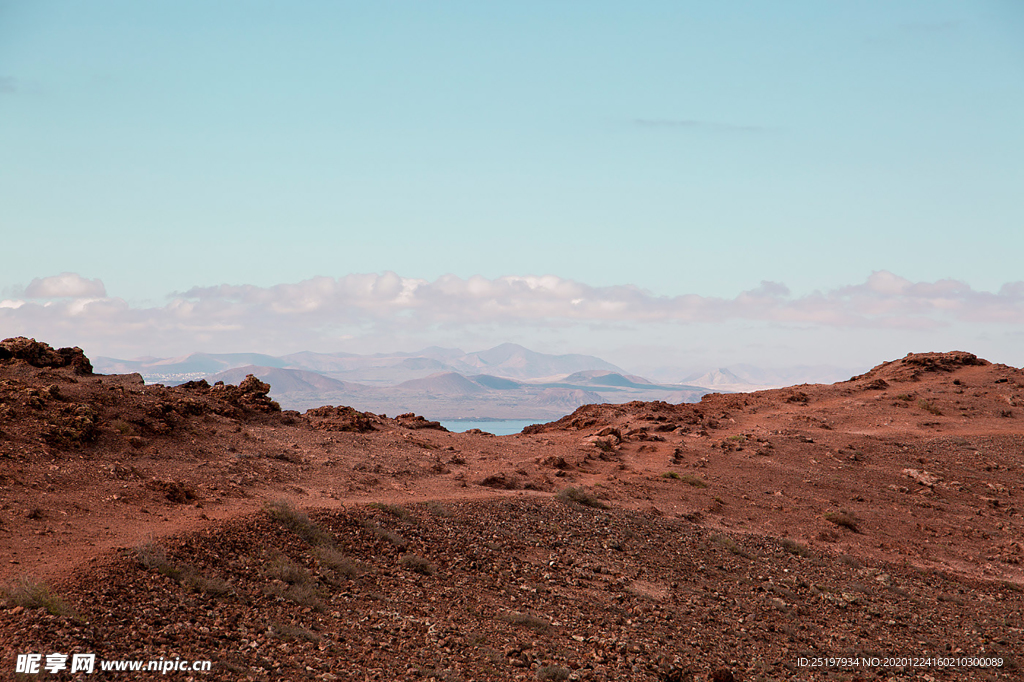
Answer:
[1,338,1022,680]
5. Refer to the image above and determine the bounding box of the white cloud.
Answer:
[1,270,1022,359]
[23,273,107,299]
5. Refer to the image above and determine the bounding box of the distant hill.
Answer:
[682,364,863,392]
[562,370,658,388]
[94,343,627,386]
[93,343,719,420]
[95,352,288,379]
[207,365,363,395]
[395,372,487,396]
[526,388,605,411]
[456,343,625,379]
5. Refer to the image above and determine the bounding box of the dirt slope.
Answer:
[1,339,1022,681]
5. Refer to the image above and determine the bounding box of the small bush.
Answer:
[361,520,408,549]
[265,582,323,610]
[134,543,184,580]
[917,399,942,416]
[369,502,413,521]
[2,577,74,617]
[661,472,681,479]
[556,486,608,509]
[314,547,363,579]
[399,553,436,576]
[712,535,751,558]
[263,500,333,546]
[184,573,233,597]
[423,500,450,517]
[726,435,746,442]
[502,611,551,632]
[677,474,708,488]
[270,622,321,642]
[264,556,312,585]
[536,664,572,681]
[780,538,811,558]
[135,544,232,597]
[825,511,861,533]
[896,393,913,401]
[839,554,862,569]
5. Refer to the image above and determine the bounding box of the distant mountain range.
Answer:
[93,344,861,420]
[680,364,861,392]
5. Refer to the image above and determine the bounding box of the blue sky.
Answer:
[2,2,1023,371]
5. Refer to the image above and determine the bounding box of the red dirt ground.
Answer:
[1,339,1022,680]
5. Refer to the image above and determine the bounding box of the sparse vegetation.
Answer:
[917,399,942,416]
[183,573,233,597]
[661,471,680,479]
[423,500,450,517]
[2,576,74,617]
[264,582,323,610]
[369,502,413,521]
[360,520,408,549]
[839,554,863,569]
[896,393,913,401]
[780,538,811,557]
[726,434,746,442]
[501,611,551,632]
[399,553,436,576]
[677,474,708,488]
[712,534,751,558]
[134,543,232,596]
[314,546,363,579]
[556,486,608,509]
[263,555,312,585]
[825,511,861,533]
[270,622,321,642]
[134,543,184,580]
[536,664,572,681]
[263,500,333,546]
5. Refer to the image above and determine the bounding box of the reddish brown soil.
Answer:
[1,340,1022,680]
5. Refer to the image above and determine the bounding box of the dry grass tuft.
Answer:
[399,553,436,576]
[556,486,608,509]
[825,511,861,533]
[263,500,333,546]
[2,577,74,617]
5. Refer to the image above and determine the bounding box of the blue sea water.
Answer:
[439,419,545,436]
